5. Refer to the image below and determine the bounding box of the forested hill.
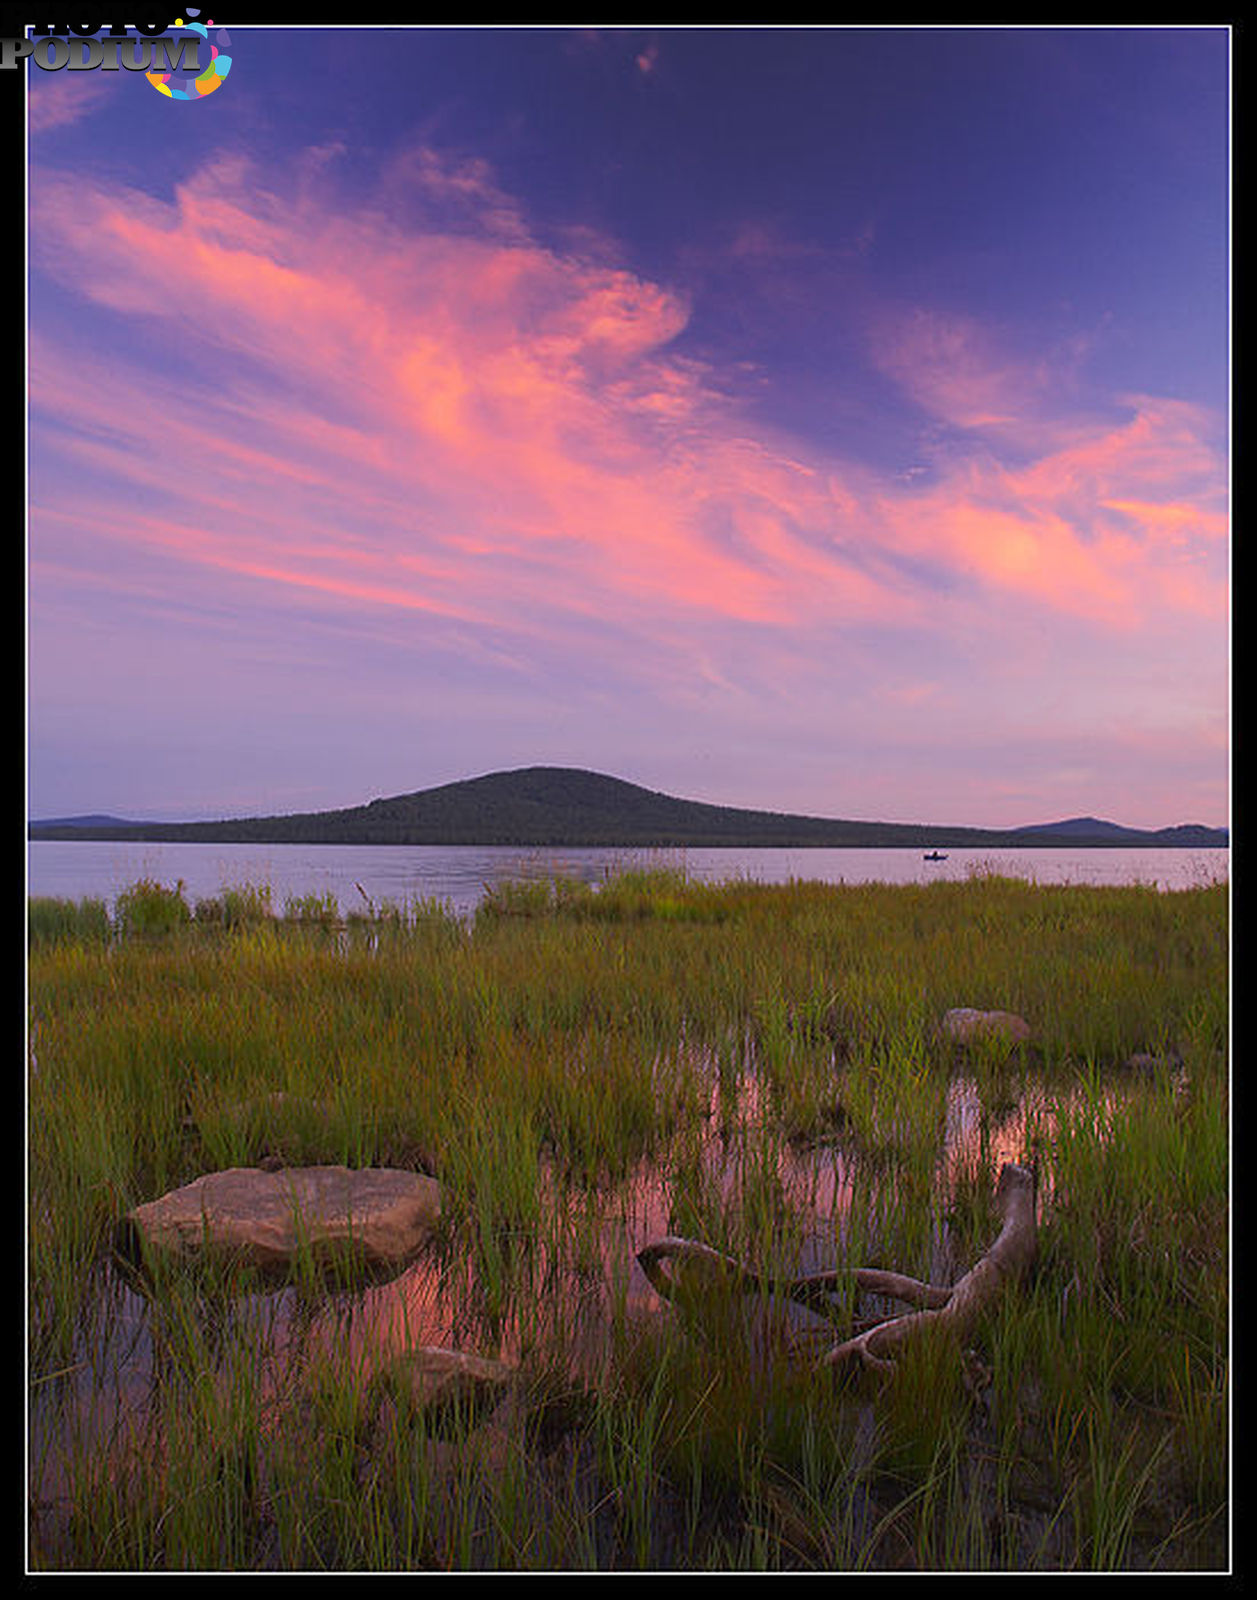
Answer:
[26,766,1229,849]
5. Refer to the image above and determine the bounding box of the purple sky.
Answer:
[26,25,1230,827]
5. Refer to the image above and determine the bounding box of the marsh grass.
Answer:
[27,868,1228,1571]
[28,895,110,950]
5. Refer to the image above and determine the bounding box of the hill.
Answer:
[26,767,1230,849]
[1019,816,1136,838]
[28,814,147,831]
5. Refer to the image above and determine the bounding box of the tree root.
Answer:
[636,1162,1037,1383]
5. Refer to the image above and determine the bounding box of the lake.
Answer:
[26,839,1229,918]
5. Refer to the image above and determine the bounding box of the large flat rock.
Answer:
[124,1165,442,1277]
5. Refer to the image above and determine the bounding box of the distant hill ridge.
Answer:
[31,814,147,831]
[1019,816,1140,837]
[27,766,1229,849]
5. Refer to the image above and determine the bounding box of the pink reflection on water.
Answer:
[31,1061,1119,1564]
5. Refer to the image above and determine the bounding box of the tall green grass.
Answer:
[27,869,1228,1571]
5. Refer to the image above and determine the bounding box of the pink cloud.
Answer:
[32,156,926,639]
[868,305,1051,431]
[860,303,1228,627]
[28,148,1228,719]
[27,70,118,133]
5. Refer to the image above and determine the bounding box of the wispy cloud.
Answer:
[31,147,1226,630]
[27,69,119,132]
[30,150,924,641]
[27,143,1228,822]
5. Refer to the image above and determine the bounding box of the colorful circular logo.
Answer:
[146,13,232,100]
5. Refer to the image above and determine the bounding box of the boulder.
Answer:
[941,1008,1032,1045]
[122,1165,442,1278]
[371,1347,517,1431]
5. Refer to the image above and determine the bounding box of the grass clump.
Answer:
[28,896,110,950]
[113,877,192,939]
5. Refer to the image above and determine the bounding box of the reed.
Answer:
[27,868,1228,1570]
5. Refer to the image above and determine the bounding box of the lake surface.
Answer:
[26,839,1228,917]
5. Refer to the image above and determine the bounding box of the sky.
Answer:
[24,24,1230,828]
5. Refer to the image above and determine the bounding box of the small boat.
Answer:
[923,850,948,862]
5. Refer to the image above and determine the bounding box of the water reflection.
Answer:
[29,1062,1117,1561]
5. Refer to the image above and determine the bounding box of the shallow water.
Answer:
[29,1060,1109,1567]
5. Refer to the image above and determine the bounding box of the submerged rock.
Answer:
[941,1008,1032,1045]
[371,1347,517,1431]
[122,1165,442,1278]
[1125,1049,1185,1076]
[1125,1050,1192,1110]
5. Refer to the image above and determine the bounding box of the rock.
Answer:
[122,1165,442,1279]
[941,1008,1032,1045]
[371,1347,517,1431]
[1124,1050,1184,1076]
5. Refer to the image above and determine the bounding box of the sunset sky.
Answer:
[25,25,1230,828]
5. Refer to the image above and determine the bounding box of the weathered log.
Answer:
[823,1163,1036,1375]
[636,1162,1037,1380]
[635,1238,952,1322]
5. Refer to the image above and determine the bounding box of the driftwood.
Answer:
[637,1162,1036,1381]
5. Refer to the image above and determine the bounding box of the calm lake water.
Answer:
[26,839,1228,917]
